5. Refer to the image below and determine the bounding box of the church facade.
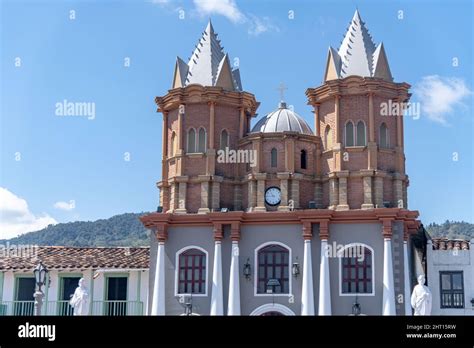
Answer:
[141,10,422,316]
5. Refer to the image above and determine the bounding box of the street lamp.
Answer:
[33,261,48,316]
[292,258,300,278]
[243,258,251,280]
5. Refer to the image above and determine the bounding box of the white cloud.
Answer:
[0,187,57,240]
[192,0,278,34]
[150,0,171,5]
[152,0,278,35]
[414,75,472,125]
[193,0,245,23]
[247,15,280,36]
[53,200,75,211]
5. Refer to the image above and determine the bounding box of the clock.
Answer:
[265,187,281,206]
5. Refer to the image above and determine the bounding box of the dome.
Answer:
[251,101,313,135]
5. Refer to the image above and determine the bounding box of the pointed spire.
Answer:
[172,57,189,88]
[323,10,393,82]
[171,20,242,91]
[372,43,393,81]
[215,54,235,90]
[206,18,214,36]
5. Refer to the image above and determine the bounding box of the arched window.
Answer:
[187,128,196,153]
[177,248,207,294]
[380,123,389,148]
[270,148,277,168]
[339,244,374,295]
[170,132,177,157]
[300,149,307,169]
[197,128,207,153]
[325,125,332,150]
[356,121,366,146]
[220,129,229,151]
[256,244,290,294]
[345,121,354,147]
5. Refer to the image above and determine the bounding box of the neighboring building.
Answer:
[427,238,474,315]
[141,11,422,316]
[0,246,149,316]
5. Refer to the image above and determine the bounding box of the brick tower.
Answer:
[155,20,259,214]
[306,9,410,211]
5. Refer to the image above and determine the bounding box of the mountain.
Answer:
[1,213,151,247]
[2,213,472,247]
[425,220,474,240]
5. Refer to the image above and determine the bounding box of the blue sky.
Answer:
[1,0,473,239]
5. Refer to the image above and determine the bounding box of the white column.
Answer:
[403,241,412,315]
[227,241,241,315]
[151,242,165,315]
[318,239,331,315]
[382,238,396,315]
[210,241,223,315]
[301,239,315,315]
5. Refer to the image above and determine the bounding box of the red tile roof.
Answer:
[431,239,470,251]
[0,246,150,271]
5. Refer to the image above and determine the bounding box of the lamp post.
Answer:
[33,261,48,316]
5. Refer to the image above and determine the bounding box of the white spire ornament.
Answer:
[323,10,393,82]
[172,19,242,91]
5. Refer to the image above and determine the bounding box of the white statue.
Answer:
[69,278,89,315]
[410,274,432,316]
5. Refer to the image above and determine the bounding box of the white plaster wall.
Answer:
[427,240,474,315]
[3,271,16,302]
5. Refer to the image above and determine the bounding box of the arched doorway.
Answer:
[260,311,284,316]
[250,303,295,316]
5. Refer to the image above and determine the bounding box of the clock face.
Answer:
[265,187,281,206]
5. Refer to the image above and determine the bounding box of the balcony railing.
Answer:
[0,301,35,316]
[0,300,144,316]
[91,300,144,316]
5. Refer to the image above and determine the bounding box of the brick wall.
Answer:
[342,150,368,171]
[220,182,234,210]
[186,183,201,213]
[347,176,363,209]
[262,140,285,173]
[340,95,369,126]
[300,180,315,209]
